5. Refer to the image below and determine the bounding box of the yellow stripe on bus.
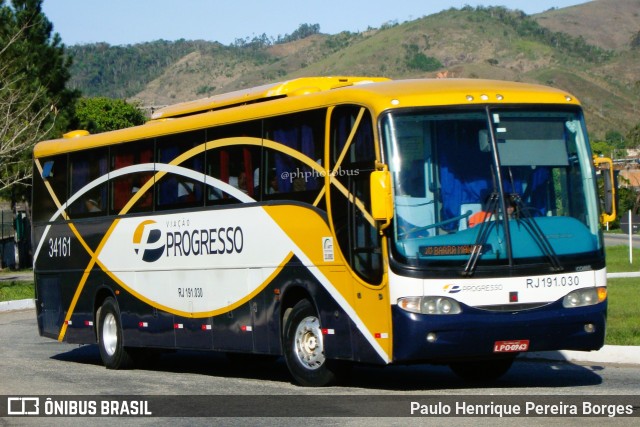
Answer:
[57,219,121,341]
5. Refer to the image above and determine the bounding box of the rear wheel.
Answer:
[282,299,342,386]
[97,297,134,369]
[449,357,515,382]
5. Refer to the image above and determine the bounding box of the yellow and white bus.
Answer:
[33,76,610,386]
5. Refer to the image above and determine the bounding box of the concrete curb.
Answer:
[520,346,640,366]
[608,272,640,278]
[0,298,35,312]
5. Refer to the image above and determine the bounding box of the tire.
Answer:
[449,357,515,382]
[97,297,134,369]
[282,299,341,387]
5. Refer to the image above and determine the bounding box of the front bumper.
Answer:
[391,299,606,363]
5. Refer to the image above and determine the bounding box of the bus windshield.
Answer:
[382,107,602,274]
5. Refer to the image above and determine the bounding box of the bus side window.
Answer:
[156,131,206,211]
[205,146,260,204]
[110,139,154,215]
[68,148,108,218]
[33,155,68,223]
[205,121,262,205]
[262,110,325,204]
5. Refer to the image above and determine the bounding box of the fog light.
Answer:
[584,323,596,334]
[426,332,437,343]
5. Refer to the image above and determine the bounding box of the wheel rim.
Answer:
[293,315,325,370]
[102,312,118,357]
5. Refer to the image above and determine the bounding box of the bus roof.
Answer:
[150,76,390,119]
[34,77,581,158]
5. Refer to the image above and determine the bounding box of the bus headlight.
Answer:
[397,296,462,315]
[562,287,607,308]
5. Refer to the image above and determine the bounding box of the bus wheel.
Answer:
[97,297,134,369]
[283,299,338,387]
[449,357,515,382]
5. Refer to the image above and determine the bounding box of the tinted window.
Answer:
[156,130,206,211]
[33,155,67,223]
[262,110,326,205]
[110,139,154,214]
[68,148,108,218]
[205,121,262,205]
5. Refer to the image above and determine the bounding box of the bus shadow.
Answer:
[344,358,604,390]
[50,343,104,366]
[50,345,604,390]
[51,344,294,384]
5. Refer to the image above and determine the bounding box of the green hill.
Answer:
[66,2,640,139]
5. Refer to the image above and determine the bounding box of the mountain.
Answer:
[534,0,640,50]
[65,1,640,140]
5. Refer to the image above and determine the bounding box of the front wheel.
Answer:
[97,297,134,369]
[282,299,343,386]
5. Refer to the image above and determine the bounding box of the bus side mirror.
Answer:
[593,156,617,224]
[602,168,614,216]
[370,170,393,223]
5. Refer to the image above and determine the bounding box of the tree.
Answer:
[276,23,321,44]
[631,30,640,50]
[0,0,77,196]
[590,140,615,157]
[404,44,443,72]
[605,130,625,149]
[74,97,147,134]
[626,122,640,150]
[0,62,55,193]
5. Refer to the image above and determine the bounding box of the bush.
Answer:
[404,44,442,72]
[74,97,147,133]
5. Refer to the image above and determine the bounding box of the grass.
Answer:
[604,245,640,273]
[605,245,640,345]
[606,278,640,346]
[0,280,34,302]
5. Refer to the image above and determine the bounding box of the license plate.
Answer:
[493,340,529,353]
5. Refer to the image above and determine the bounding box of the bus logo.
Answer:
[132,220,165,262]
[443,284,461,294]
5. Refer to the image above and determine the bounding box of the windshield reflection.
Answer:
[382,107,601,273]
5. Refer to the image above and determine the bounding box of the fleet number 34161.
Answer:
[48,236,71,258]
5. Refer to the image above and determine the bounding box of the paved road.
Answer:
[1,309,639,426]
[605,233,640,249]
[0,270,32,281]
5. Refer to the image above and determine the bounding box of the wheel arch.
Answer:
[279,286,314,344]
[93,286,117,341]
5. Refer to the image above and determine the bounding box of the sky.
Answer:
[41,0,590,47]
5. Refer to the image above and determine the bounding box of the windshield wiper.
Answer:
[462,193,564,276]
[511,194,564,272]
[462,193,499,277]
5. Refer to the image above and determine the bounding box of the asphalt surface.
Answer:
[605,233,640,249]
